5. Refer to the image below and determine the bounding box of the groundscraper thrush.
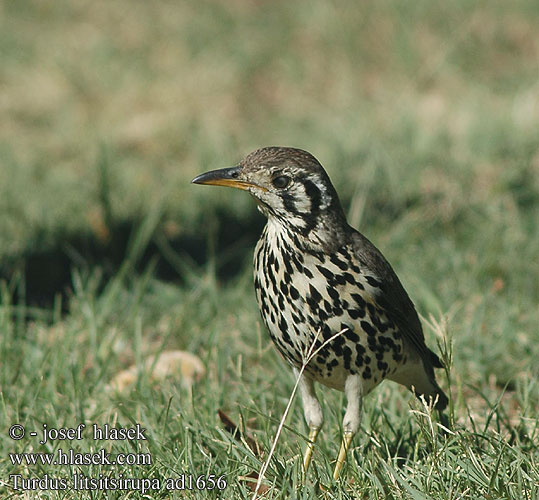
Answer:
[193,147,447,479]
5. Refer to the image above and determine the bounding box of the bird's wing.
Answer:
[350,231,442,371]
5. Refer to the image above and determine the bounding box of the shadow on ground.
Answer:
[0,211,265,313]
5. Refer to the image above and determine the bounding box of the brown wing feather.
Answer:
[349,230,443,374]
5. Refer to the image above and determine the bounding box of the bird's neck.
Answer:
[264,211,349,255]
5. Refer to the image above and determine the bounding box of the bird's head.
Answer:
[192,147,346,240]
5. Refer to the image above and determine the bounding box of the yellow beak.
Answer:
[192,166,263,191]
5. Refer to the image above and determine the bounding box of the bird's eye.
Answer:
[272,175,290,189]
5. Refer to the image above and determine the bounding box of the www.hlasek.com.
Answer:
[7,423,227,494]
[10,448,151,466]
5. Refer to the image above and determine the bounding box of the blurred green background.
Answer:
[1,0,538,497]
[2,0,537,268]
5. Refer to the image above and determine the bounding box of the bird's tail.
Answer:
[428,348,444,369]
[389,355,449,411]
[422,348,448,410]
[416,381,448,411]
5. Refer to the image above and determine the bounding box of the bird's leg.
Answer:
[304,426,320,473]
[333,374,363,480]
[295,369,323,474]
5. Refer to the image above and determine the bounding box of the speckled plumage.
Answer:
[193,146,448,478]
[254,228,406,393]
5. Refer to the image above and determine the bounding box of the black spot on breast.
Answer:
[308,316,318,328]
[378,322,389,333]
[343,329,360,343]
[291,254,303,272]
[330,254,349,271]
[367,337,377,350]
[316,265,335,281]
[289,300,301,314]
[343,346,352,369]
[321,325,332,340]
[279,317,293,344]
[284,258,293,276]
[361,321,377,336]
[268,269,277,288]
[335,275,346,286]
[351,293,366,308]
[309,284,322,303]
[327,286,339,301]
[365,275,382,288]
[348,308,365,320]
[289,285,299,300]
[343,272,355,284]
[333,335,346,347]
[311,251,325,263]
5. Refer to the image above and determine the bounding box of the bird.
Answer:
[192,147,448,480]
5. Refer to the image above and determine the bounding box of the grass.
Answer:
[1,0,538,498]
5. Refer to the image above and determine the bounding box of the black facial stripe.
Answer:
[257,198,284,221]
[303,179,322,217]
[282,192,296,213]
[291,178,321,235]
